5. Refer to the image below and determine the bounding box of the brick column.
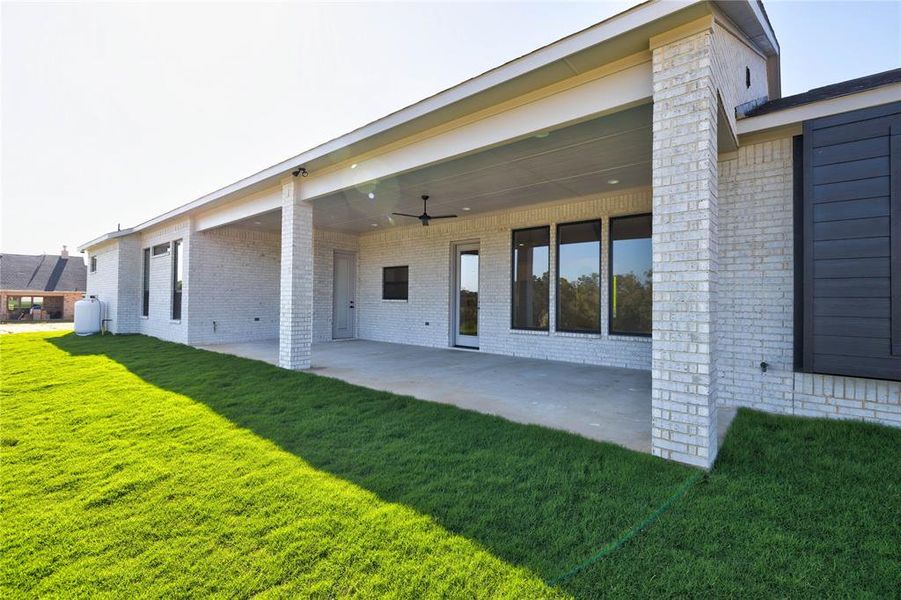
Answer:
[279,176,314,369]
[650,29,719,467]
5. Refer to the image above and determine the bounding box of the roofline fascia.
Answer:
[82,0,706,248]
[736,82,901,136]
[78,229,135,253]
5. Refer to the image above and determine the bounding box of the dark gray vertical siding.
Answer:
[801,101,901,381]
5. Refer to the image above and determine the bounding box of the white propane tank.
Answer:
[74,296,102,336]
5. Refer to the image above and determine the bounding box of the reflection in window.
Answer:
[610,214,652,336]
[382,266,409,300]
[142,248,150,317]
[171,240,183,320]
[512,227,549,330]
[557,220,601,332]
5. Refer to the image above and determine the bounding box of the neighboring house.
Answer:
[1,247,87,321]
[79,0,901,467]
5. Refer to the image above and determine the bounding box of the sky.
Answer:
[2,1,899,258]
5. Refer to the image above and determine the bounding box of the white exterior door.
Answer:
[332,252,356,339]
[453,243,479,348]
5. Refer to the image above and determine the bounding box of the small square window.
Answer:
[382,266,408,300]
[152,243,170,256]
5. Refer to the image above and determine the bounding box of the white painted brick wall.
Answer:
[650,29,721,467]
[279,178,314,369]
[188,226,281,345]
[356,191,652,369]
[718,136,901,427]
[137,220,191,344]
[85,240,123,332]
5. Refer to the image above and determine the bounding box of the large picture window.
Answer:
[142,248,150,317]
[382,266,408,300]
[556,220,602,333]
[511,227,549,330]
[171,240,183,320]
[609,214,652,336]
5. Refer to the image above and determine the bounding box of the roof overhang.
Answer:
[77,229,134,253]
[80,0,777,250]
[737,82,901,137]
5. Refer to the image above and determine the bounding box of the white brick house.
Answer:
[80,0,901,467]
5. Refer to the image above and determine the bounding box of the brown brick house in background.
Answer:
[1,247,86,321]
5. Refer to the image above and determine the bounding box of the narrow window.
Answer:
[153,242,170,256]
[171,240,183,320]
[382,266,408,300]
[745,66,751,89]
[556,220,602,333]
[142,248,150,317]
[511,226,550,330]
[90,256,97,272]
[609,214,652,336]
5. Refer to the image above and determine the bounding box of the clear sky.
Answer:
[2,1,899,258]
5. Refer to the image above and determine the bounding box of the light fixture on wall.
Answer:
[292,166,309,177]
[368,192,375,199]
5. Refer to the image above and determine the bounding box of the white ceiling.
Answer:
[230,103,652,234]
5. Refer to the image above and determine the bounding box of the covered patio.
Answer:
[194,338,736,453]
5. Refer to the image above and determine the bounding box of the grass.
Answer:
[1,332,899,597]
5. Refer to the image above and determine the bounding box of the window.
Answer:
[556,220,602,333]
[90,256,97,272]
[511,227,549,330]
[6,296,43,320]
[171,240,183,320]
[142,248,150,317]
[153,242,170,256]
[609,214,652,336]
[382,266,408,300]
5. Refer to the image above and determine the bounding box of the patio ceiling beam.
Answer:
[299,56,653,202]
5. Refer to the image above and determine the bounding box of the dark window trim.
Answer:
[142,247,150,318]
[608,213,653,338]
[792,135,805,370]
[510,225,550,331]
[171,239,182,320]
[555,219,603,334]
[90,256,97,273]
[382,265,409,301]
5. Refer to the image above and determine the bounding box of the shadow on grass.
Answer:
[48,333,694,588]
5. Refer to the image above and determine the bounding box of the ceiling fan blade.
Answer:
[391,212,421,218]
[428,215,457,219]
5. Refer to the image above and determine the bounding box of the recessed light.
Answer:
[368,192,375,199]
[351,163,358,169]
[253,221,262,225]
[462,207,471,211]
[607,179,620,185]
[535,131,549,138]
[371,223,378,227]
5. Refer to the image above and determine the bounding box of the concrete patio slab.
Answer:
[194,339,736,453]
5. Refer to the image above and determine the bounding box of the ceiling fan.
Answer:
[392,195,457,226]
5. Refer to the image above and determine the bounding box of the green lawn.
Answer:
[2,333,899,598]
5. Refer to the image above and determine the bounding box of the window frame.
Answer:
[510,225,550,331]
[171,239,183,320]
[142,247,151,317]
[554,219,603,334]
[382,265,409,301]
[90,256,97,273]
[608,212,653,338]
[152,242,170,257]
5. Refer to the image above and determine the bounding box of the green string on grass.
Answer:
[548,470,705,586]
